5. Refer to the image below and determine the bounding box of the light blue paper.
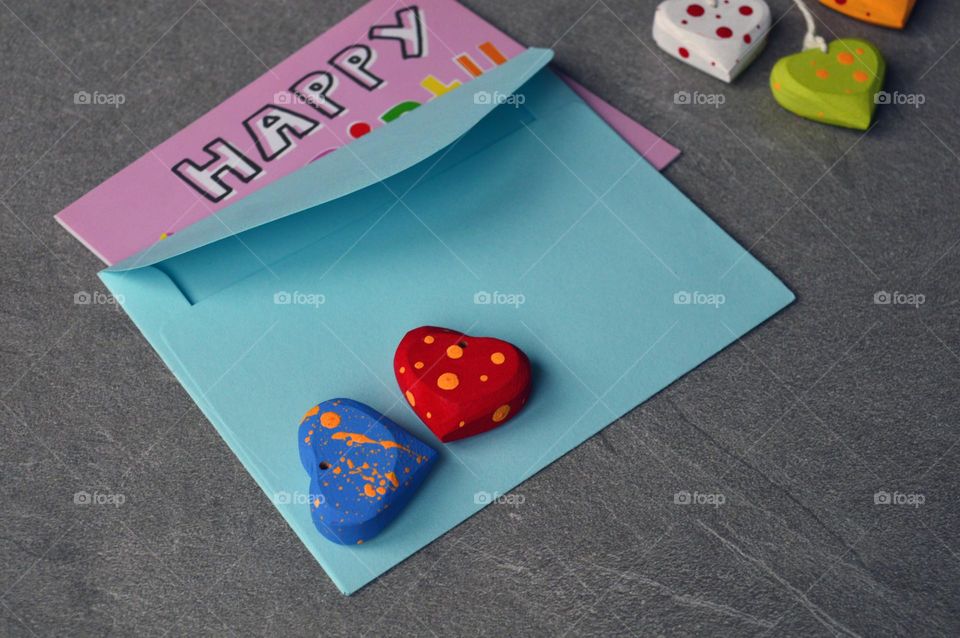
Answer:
[101,48,794,594]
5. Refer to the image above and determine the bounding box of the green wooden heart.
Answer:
[770,38,885,130]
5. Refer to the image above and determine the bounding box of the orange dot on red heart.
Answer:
[437,373,459,390]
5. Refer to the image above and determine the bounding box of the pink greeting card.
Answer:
[56,0,679,265]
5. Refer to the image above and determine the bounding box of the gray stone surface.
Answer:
[1,0,958,635]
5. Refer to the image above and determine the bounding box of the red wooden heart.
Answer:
[394,326,532,442]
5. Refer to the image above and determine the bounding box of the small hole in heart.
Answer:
[319,461,331,470]
[458,341,467,348]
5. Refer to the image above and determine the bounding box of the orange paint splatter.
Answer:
[491,352,505,365]
[301,405,319,422]
[480,375,488,382]
[492,405,510,422]
[853,70,869,83]
[414,361,424,369]
[837,52,854,65]
[334,432,376,446]
[320,411,341,428]
[399,366,406,374]
[446,344,464,359]
[424,335,435,344]
[385,472,399,488]
[364,484,376,497]
[331,431,425,461]
[405,390,416,407]
[816,69,830,79]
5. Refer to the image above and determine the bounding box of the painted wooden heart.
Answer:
[297,399,437,544]
[819,0,916,29]
[394,326,532,442]
[653,0,772,82]
[770,38,885,130]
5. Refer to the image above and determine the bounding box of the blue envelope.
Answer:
[102,48,794,594]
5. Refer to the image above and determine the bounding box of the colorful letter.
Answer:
[330,45,383,90]
[243,105,320,162]
[289,71,345,119]
[172,138,261,203]
[369,6,427,59]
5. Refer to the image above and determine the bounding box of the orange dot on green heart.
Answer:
[837,52,854,65]
[816,69,830,79]
[852,70,869,83]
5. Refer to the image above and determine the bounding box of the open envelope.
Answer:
[101,48,794,594]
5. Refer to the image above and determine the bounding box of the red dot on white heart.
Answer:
[679,47,690,58]
[739,6,753,15]
[687,4,704,17]
[716,26,733,38]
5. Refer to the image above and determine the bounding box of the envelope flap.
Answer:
[107,48,554,272]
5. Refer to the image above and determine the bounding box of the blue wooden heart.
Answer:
[297,399,437,545]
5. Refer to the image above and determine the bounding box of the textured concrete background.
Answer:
[2,0,958,635]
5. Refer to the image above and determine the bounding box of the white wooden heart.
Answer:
[653,0,772,82]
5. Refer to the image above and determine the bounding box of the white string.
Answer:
[705,0,718,7]
[792,0,828,52]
